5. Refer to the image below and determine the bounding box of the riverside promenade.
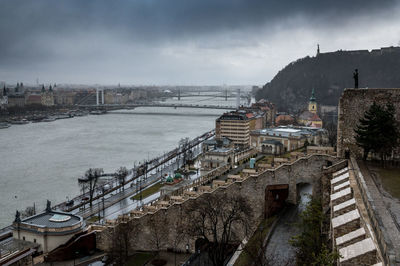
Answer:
[53,130,214,218]
[0,130,214,239]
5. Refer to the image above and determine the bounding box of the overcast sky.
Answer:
[1,0,400,86]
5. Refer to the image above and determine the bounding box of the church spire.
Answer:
[317,44,320,56]
[308,88,317,114]
[310,88,316,102]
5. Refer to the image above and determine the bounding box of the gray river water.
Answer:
[0,96,242,228]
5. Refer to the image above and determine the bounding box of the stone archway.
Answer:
[264,184,289,218]
[195,238,208,253]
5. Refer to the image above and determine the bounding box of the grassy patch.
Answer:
[87,216,100,223]
[126,252,155,266]
[234,216,276,266]
[281,152,292,158]
[257,155,273,165]
[130,182,164,201]
[375,167,400,199]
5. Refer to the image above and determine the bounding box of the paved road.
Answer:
[77,155,189,219]
[265,183,311,266]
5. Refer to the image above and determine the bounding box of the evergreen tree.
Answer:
[354,102,399,161]
[290,196,340,265]
[375,103,399,162]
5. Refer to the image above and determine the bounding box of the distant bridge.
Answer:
[172,93,249,99]
[78,103,237,111]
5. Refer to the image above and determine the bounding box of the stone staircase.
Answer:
[330,167,383,265]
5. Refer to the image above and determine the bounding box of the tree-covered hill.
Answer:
[256,47,400,112]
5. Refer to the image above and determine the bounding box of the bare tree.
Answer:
[109,221,139,265]
[185,193,253,266]
[148,214,168,256]
[324,121,337,148]
[172,215,186,266]
[78,168,103,207]
[116,166,129,191]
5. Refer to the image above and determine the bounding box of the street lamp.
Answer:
[73,251,79,265]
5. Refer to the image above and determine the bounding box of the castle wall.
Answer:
[337,88,400,158]
[96,155,339,253]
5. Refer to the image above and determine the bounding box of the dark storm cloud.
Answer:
[0,0,397,45]
[0,0,399,83]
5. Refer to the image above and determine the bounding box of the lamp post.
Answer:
[73,250,79,265]
[102,187,105,224]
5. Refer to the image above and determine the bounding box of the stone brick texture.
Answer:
[340,250,378,266]
[96,155,340,253]
[336,234,366,250]
[331,191,353,207]
[334,219,361,238]
[333,204,357,218]
[337,88,400,158]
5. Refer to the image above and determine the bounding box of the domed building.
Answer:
[12,201,85,253]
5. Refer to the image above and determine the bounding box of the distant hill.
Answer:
[256,47,400,112]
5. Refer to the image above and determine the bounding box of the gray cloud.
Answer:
[0,0,399,84]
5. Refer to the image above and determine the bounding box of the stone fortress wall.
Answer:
[96,154,340,253]
[337,88,400,158]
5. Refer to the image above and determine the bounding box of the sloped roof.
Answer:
[299,111,314,120]
[309,113,322,121]
[276,114,294,123]
[262,139,283,145]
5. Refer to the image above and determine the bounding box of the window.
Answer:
[22,236,25,241]
[34,239,37,243]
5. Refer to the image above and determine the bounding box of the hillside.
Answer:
[256,47,400,112]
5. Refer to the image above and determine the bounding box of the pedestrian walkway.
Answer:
[357,160,400,264]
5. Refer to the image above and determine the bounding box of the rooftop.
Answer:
[21,211,82,228]
[261,139,283,145]
[252,126,319,138]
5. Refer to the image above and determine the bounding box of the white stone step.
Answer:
[331,172,350,185]
[334,180,350,192]
[333,198,356,213]
[339,238,376,262]
[330,187,352,202]
[336,227,365,246]
[333,167,348,177]
[332,209,360,229]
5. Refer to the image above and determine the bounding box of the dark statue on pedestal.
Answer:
[353,69,359,89]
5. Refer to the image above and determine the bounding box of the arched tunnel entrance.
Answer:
[264,184,289,218]
[297,183,313,212]
[264,182,314,263]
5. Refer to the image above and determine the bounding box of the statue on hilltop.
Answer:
[353,69,359,89]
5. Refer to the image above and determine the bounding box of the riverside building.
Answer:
[12,201,85,253]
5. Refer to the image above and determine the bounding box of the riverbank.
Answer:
[0,105,90,123]
[0,106,223,228]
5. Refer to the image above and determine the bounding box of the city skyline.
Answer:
[1,0,400,85]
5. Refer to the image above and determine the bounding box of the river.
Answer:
[0,95,244,228]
